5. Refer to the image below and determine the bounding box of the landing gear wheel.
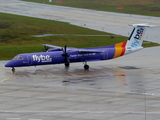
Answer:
[84,64,89,70]
[12,67,15,72]
[65,62,70,67]
[11,67,15,74]
[83,61,89,70]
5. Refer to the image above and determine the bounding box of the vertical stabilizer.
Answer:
[126,23,153,48]
[113,23,154,58]
[125,23,154,54]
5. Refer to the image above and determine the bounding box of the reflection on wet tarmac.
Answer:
[8,65,149,95]
[119,66,141,69]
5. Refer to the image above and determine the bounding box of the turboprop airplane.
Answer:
[5,23,153,72]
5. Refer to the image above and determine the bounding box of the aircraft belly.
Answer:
[69,58,81,63]
[53,58,64,64]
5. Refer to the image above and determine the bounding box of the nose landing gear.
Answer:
[11,67,15,74]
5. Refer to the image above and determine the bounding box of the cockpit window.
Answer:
[13,56,24,60]
[13,56,18,60]
[17,56,24,60]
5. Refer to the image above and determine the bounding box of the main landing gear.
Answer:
[83,61,89,70]
[65,61,89,70]
[64,62,70,67]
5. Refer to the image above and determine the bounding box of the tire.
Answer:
[84,65,89,70]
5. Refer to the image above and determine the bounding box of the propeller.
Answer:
[62,45,68,62]
[62,45,70,67]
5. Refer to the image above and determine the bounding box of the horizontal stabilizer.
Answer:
[129,23,155,27]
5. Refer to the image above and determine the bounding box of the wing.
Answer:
[78,49,104,53]
[43,44,104,53]
[43,44,61,49]
[43,44,79,52]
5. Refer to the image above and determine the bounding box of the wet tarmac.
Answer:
[1,47,160,120]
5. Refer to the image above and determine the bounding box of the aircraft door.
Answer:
[27,55,32,65]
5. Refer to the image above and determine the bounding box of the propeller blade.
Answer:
[62,45,69,63]
[43,45,49,52]
[64,45,67,53]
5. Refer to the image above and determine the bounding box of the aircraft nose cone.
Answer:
[5,61,13,67]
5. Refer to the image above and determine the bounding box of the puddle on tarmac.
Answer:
[119,66,141,70]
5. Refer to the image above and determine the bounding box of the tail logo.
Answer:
[134,28,144,40]
[131,28,144,48]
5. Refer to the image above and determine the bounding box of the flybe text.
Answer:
[131,28,144,48]
[32,55,52,62]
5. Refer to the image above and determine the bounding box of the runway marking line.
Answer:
[0,77,12,82]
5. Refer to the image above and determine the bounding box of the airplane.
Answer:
[5,23,154,73]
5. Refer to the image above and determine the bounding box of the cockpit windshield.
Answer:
[13,56,24,60]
